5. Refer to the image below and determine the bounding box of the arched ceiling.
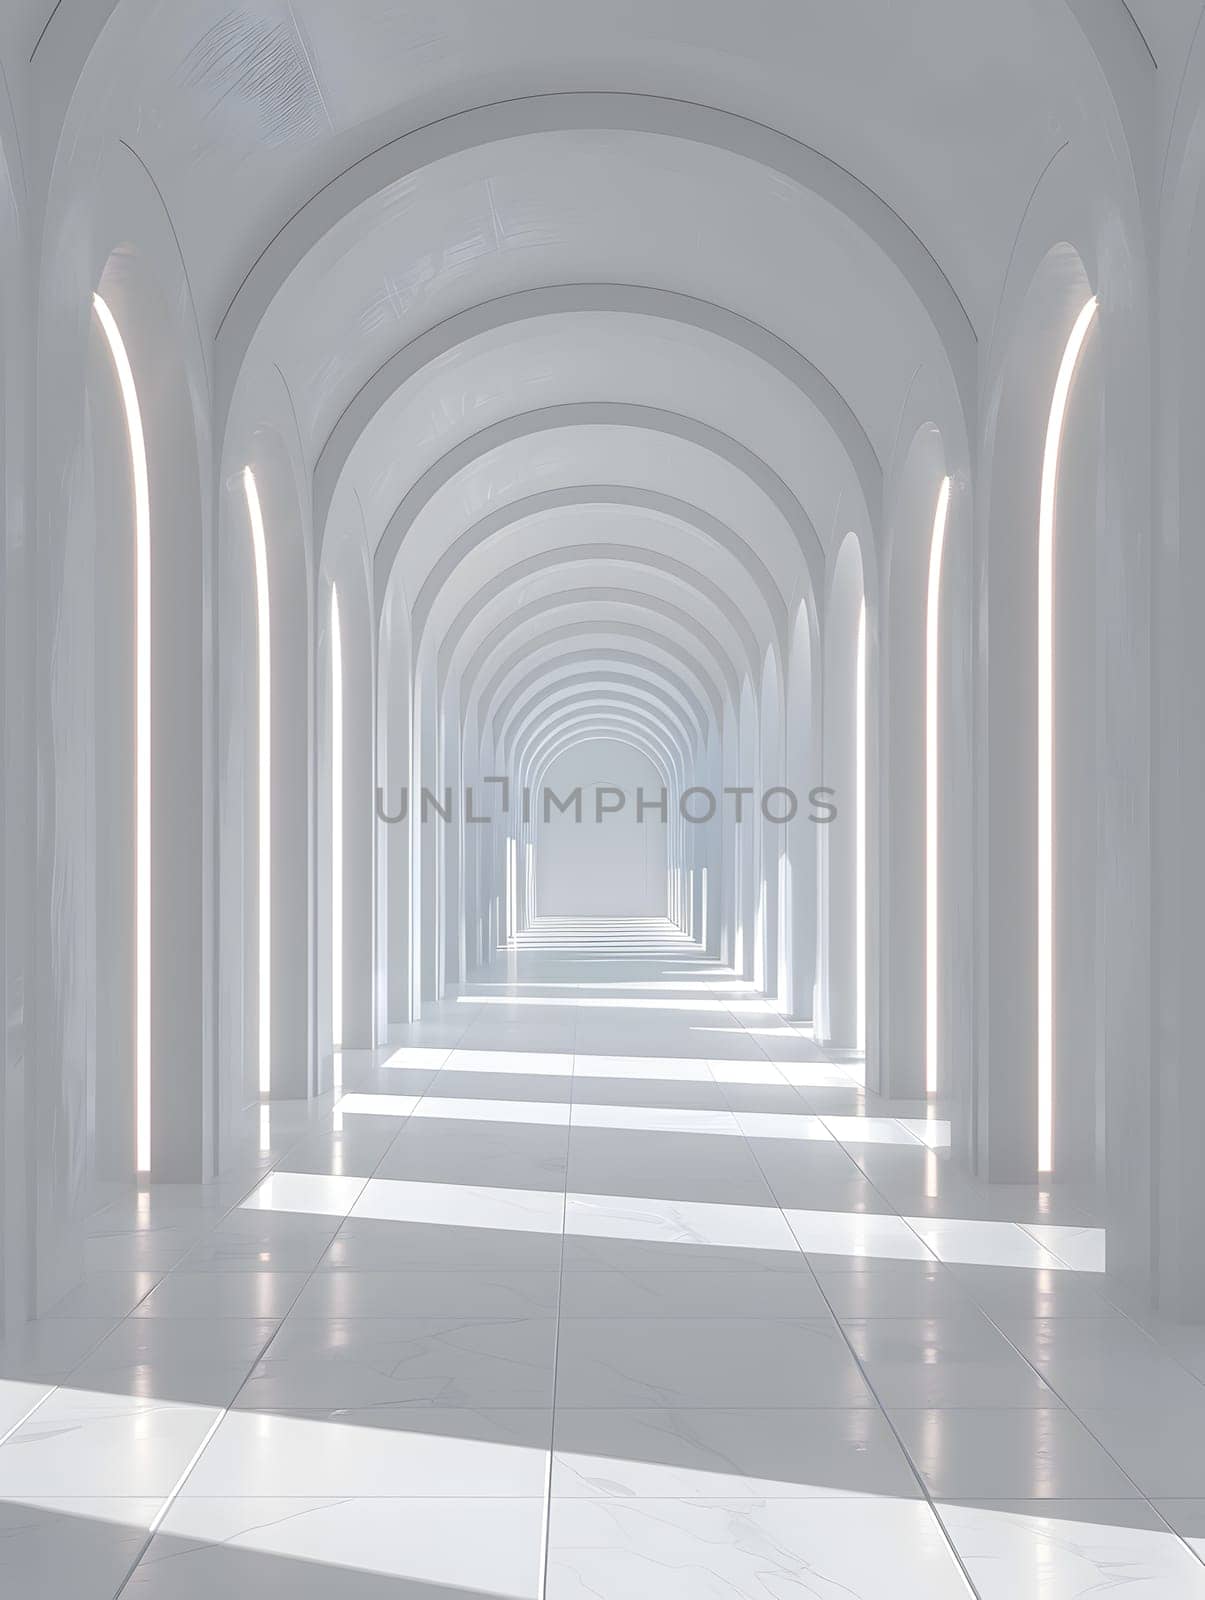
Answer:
[319,301,873,575]
[73,0,1083,338]
[414,504,786,653]
[482,636,723,737]
[49,0,1137,783]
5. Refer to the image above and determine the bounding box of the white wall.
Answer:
[536,739,669,916]
[4,0,1204,1334]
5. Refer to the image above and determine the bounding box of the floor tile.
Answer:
[552,1406,920,1498]
[442,1048,573,1076]
[706,1060,792,1086]
[714,1082,815,1113]
[570,1103,739,1136]
[375,1120,569,1192]
[890,1406,1141,1498]
[130,1497,546,1597]
[815,1260,975,1318]
[44,1272,162,1319]
[69,1317,280,1405]
[904,1216,1066,1270]
[945,1262,1118,1319]
[322,1215,565,1273]
[84,1232,198,1272]
[36,931,1163,1594]
[999,1315,1205,1409]
[291,1269,560,1318]
[0,1387,222,1496]
[938,1500,1205,1598]
[0,1499,161,1600]
[545,1496,973,1597]
[408,1095,570,1127]
[350,1178,565,1235]
[843,1316,1063,1408]
[131,1271,307,1319]
[566,1150,773,1207]
[733,1110,834,1141]
[1021,1224,1108,1272]
[571,1076,733,1110]
[554,1317,873,1408]
[180,1406,550,1495]
[235,1315,558,1410]
[564,1192,799,1258]
[1152,1500,1205,1559]
[277,1128,400,1178]
[378,1047,455,1070]
[1074,1405,1205,1497]
[240,1171,368,1220]
[0,1377,55,1441]
[784,1208,936,1264]
[0,1318,121,1382]
[557,1267,829,1318]
[171,1207,342,1274]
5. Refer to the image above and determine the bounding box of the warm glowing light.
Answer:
[925,477,952,1096]
[243,467,272,1099]
[1038,296,1097,1175]
[330,584,344,1060]
[93,293,152,1175]
[856,598,867,1055]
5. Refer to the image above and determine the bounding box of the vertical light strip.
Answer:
[925,477,952,1096]
[1038,295,1098,1175]
[243,467,272,1099]
[330,584,344,1056]
[856,598,867,1055]
[93,293,152,1176]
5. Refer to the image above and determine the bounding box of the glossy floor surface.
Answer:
[4,918,1205,1596]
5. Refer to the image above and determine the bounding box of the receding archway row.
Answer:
[218,84,955,1176]
[200,96,947,1088]
[13,32,1163,1351]
[47,128,953,1203]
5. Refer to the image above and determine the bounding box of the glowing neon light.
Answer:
[1038,296,1097,1174]
[243,467,272,1098]
[331,584,344,1056]
[856,598,867,1055]
[926,477,952,1096]
[93,293,152,1175]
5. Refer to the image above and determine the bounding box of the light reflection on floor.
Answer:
[2,917,1202,1598]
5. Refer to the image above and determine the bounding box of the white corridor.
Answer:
[11,7,1205,1597]
[1,920,1204,1597]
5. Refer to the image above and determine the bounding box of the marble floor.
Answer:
[3,917,1205,1596]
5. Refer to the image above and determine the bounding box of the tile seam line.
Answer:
[544,953,585,1593]
[757,1027,1195,1565]
[719,1042,983,1598]
[540,953,581,1597]
[768,1030,1189,1550]
[109,1039,450,1592]
[890,1212,1205,1565]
